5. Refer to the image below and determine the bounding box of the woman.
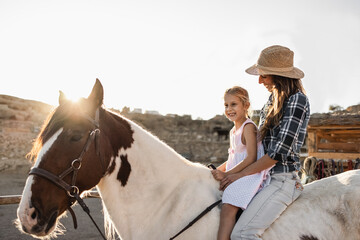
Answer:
[221,45,310,239]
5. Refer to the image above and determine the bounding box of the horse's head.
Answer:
[17,79,111,238]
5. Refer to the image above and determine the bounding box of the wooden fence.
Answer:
[307,113,360,160]
[0,191,100,205]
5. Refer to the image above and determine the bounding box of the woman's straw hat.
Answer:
[245,45,304,79]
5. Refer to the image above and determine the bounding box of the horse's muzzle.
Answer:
[18,205,59,237]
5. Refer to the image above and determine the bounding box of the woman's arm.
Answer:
[220,154,277,190]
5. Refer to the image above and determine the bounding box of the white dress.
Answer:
[222,119,271,210]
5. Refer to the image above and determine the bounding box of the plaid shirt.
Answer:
[259,91,310,174]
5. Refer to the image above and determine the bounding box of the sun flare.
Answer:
[61,91,82,103]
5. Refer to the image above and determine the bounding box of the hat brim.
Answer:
[245,64,304,79]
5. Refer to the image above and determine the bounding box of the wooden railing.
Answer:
[0,191,100,205]
[307,125,360,160]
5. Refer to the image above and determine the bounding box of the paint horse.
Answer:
[17,80,360,240]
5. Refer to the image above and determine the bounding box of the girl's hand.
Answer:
[220,173,241,191]
[211,169,226,181]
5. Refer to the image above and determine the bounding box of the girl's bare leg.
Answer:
[217,203,239,240]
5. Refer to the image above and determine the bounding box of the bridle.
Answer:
[29,108,107,240]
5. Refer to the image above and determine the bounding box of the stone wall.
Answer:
[120,111,233,163]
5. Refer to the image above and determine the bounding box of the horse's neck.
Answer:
[97,120,220,239]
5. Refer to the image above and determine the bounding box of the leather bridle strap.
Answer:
[29,168,73,194]
[30,128,100,196]
[72,192,106,240]
[28,108,106,240]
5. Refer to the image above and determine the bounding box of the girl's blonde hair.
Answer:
[224,86,251,118]
[260,75,306,139]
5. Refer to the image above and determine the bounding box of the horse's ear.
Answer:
[88,79,104,108]
[59,91,68,105]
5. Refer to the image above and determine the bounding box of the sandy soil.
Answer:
[0,168,119,240]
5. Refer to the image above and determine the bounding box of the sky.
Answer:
[1,0,359,120]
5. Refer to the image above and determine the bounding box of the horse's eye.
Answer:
[70,134,82,142]
[68,129,84,142]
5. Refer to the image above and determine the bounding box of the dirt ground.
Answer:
[0,167,119,240]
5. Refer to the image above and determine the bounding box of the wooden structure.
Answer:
[307,110,360,160]
[0,191,100,205]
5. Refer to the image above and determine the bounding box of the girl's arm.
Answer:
[224,123,258,175]
[217,162,227,172]
[211,162,227,180]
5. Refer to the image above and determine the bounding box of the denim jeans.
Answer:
[231,172,303,240]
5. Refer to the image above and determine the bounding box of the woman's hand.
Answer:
[220,173,241,191]
[211,169,226,181]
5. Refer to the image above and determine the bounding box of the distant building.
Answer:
[132,108,142,114]
[145,110,160,115]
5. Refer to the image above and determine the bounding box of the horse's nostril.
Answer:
[31,211,37,220]
[22,225,28,233]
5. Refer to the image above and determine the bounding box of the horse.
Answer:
[16,79,360,240]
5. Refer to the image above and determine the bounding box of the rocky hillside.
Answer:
[0,95,54,172]
[0,95,233,172]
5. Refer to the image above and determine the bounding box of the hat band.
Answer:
[256,64,294,72]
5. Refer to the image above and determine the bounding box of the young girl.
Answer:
[211,86,272,240]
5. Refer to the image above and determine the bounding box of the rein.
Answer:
[169,199,221,240]
[29,108,107,240]
[169,164,221,240]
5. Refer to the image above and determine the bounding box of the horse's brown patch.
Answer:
[300,235,319,240]
[102,112,134,184]
[117,154,131,186]
[102,112,134,157]
[107,159,116,174]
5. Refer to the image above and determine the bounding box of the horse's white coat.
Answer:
[16,114,360,240]
[97,121,222,240]
[97,119,360,240]
[263,169,360,240]
[17,129,63,234]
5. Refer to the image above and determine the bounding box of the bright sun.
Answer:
[60,90,85,103]
[58,84,93,104]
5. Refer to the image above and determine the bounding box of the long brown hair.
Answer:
[260,75,306,139]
